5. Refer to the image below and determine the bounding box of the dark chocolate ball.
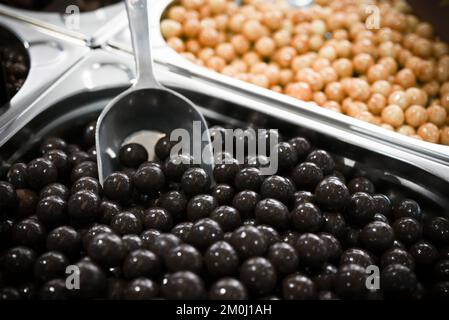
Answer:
[239,257,277,296]
[155,136,173,161]
[255,198,289,229]
[282,273,317,300]
[257,225,281,246]
[0,246,36,277]
[288,137,311,161]
[133,165,166,195]
[72,177,102,196]
[293,190,315,206]
[36,196,67,228]
[163,154,194,182]
[7,163,28,189]
[15,189,38,219]
[146,233,181,258]
[381,264,417,296]
[424,217,449,246]
[340,248,374,268]
[46,226,81,258]
[181,168,210,196]
[209,278,248,300]
[393,217,422,245]
[319,233,342,263]
[346,192,375,226]
[26,158,58,189]
[123,278,159,300]
[142,207,173,232]
[39,279,68,300]
[381,248,415,270]
[273,142,298,170]
[295,233,328,267]
[431,281,449,299]
[82,224,113,249]
[291,202,323,232]
[232,190,260,219]
[213,156,240,184]
[119,143,148,168]
[44,150,71,175]
[211,184,234,205]
[188,218,223,250]
[0,181,17,210]
[335,264,368,299]
[434,260,449,281]
[98,200,121,225]
[140,229,161,250]
[234,167,263,192]
[210,206,242,232]
[103,172,133,204]
[306,149,335,175]
[322,212,346,238]
[230,225,267,259]
[291,162,324,191]
[121,234,142,253]
[393,199,422,221]
[12,218,46,250]
[267,242,299,274]
[71,161,97,182]
[69,151,91,166]
[260,175,295,204]
[67,191,99,226]
[111,212,142,235]
[282,230,300,247]
[72,260,107,299]
[171,222,193,242]
[87,233,126,267]
[204,241,239,277]
[158,191,188,221]
[82,122,96,148]
[360,221,394,253]
[347,177,375,194]
[372,194,392,217]
[34,251,69,282]
[161,271,205,300]
[123,249,161,279]
[312,264,338,291]
[40,183,69,200]
[165,244,202,273]
[409,241,439,265]
[315,177,350,211]
[40,137,67,155]
[187,194,218,221]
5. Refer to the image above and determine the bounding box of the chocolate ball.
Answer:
[381,248,415,270]
[204,241,239,277]
[335,264,368,299]
[346,192,375,226]
[288,137,311,160]
[7,163,28,189]
[267,242,299,274]
[82,224,113,249]
[146,233,181,258]
[26,158,58,189]
[133,164,165,195]
[306,150,335,175]
[295,233,328,267]
[234,167,263,192]
[255,198,289,229]
[34,251,69,282]
[260,175,295,204]
[0,246,36,278]
[409,241,439,265]
[187,194,218,221]
[103,172,133,204]
[381,264,417,296]
[155,136,173,161]
[210,206,242,232]
[72,261,106,299]
[161,271,205,300]
[0,181,17,210]
[70,161,97,182]
[230,226,267,259]
[360,221,394,253]
[315,177,350,211]
[239,257,277,296]
[82,121,96,148]
[232,190,260,219]
[98,200,121,225]
[347,177,375,194]
[393,217,422,245]
[140,229,161,249]
[372,194,392,217]
[313,264,338,291]
[46,226,81,258]
[124,278,159,300]
[291,202,323,233]
[322,212,346,238]
[111,212,142,235]
[209,278,248,300]
[291,162,324,191]
[165,244,202,273]
[393,199,422,221]
[340,248,374,268]
[142,207,172,232]
[213,156,240,184]
[36,196,67,228]
[87,233,126,267]
[39,279,68,300]
[67,191,99,226]
[273,142,298,170]
[12,218,46,250]
[123,249,161,279]
[293,190,315,206]
[44,150,71,175]
[171,222,193,242]
[158,191,188,221]
[40,137,67,155]
[188,218,223,250]
[319,233,342,263]
[72,177,102,196]
[257,225,281,246]
[119,143,148,168]
[40,183,69,200]
[424,217,449,246]
[211,184,235,205]
[163,154,194,182]
[282,273,317,300]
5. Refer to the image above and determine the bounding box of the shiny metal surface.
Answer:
[0,14,89,139]
[108,0,449,167]
[96,0,214,184]
[0,2,127,46]
[0,48,447,216]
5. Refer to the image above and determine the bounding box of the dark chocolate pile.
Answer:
[0,46,28,100]
[0,0,120,12]
[0,120,448,300]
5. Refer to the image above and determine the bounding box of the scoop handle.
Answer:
[125,0,160,88]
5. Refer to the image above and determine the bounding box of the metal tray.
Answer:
[0,14,89,130]
[0,2,126,46]
[0,47,448,216]
[108,0,449,167]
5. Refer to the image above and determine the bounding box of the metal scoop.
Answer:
[96,0,214,184]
